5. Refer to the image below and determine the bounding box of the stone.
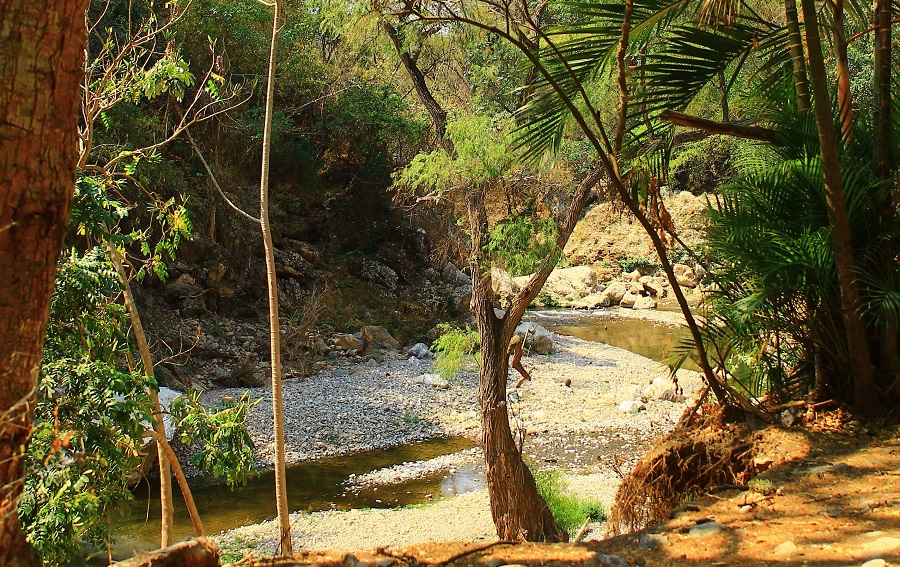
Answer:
[619,291,640,308]
[861,537,900,555]
[643,280,666,298]
[354,259,399,291]
[861,560,887,567]
[603,281,628,304]
[687,521,724,537]
[374,559,398,567]
[625,269,642,282]
[572,291,612,309]
[414,373,450,389]
[442,262,471,285]
[773,541,799,556]
[491,267,519,306]
[449,284,473,315]
[481,560,506,567]
[333,368,350,377]
[407,343,433,359]
[543,265,598,300]
[332,333,364,351]
[618,400,645,413]
[632,296,658,310]
[514,322,554,355]
[165,273,203,300]
[342,553,368,567]
[361,325,400,352]
[595,554,630,567]
[674,263,698,288]
[639,533,670,550]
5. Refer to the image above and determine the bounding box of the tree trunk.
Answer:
[112,538,219,567]
[873,0,897,400]
[383,22,455,155]
[0,1,89,564]
[466,190,567,543]
[800,0,880,414]
[785,0,811,110]
[259,0,293,555]
[832,0,853,140]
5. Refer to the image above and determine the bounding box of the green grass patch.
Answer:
[534,469,606,533]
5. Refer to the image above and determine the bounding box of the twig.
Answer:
[573,517,592,542]
[437,540,514,565]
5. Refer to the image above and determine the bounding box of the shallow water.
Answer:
[109,436,478,554]
[526,309,697,370]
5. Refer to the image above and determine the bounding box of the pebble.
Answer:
[595,554,630,567]
[638,533,670,549]
[861,560,887,567]
[861,537,900,554]
[773,540,799,555]
[688,521,725,538]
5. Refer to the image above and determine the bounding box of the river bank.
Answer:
[199,320,703,558]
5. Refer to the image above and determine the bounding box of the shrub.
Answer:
[534,469,606,533]
[430,323,480,380]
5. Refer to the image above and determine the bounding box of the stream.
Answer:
[104,308,690,560]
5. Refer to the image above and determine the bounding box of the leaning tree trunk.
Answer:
[259,0,292,555]
[466,190,567,543]
[784,0,811,110]
[800,0,880,414]
[0,1,89,564]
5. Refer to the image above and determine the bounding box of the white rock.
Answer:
[514,322,554,355]
[413,373,450,389]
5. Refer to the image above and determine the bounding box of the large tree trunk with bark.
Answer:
[466,189,567,543]
[800,0,880,414]
[0,1,89,564]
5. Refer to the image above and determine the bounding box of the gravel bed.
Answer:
[345,447,482,490]
[207,331,703,555]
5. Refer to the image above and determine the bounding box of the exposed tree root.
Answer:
[606,406,759,536]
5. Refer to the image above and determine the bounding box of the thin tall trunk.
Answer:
[260,0,292,555]
[717,69,730,122]
[0,1,89,564]
[466,189,567,542]
[873,0,897,395]
[832,0,853,140]
[614,0,634,153]
[785,0,811,110]
[800,0,880,414]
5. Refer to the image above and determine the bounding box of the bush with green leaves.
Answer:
[19,249,154,564]
[20,249,258,565]
[486,214,560,277]
[430,324,480,380]
[618,257,658,274]
[533,469,606,533]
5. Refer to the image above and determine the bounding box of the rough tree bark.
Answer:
[800,0,880,414]
[259,0,293,555]
[0,1,90,564]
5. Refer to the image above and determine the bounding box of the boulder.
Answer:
[449,284,473,315]
[604,281,629,304]
[543,266,597,300]
[620,290,640,308]
[361,325,400,352]
[491,267,519,306]
[632,296,658,310]
[572,291,612,309]
[643,280,667,298]
[618,400,645,413]
[514,322,554,355]
[332,333,364,351]
[165,274,203,300]
[674,263,698,288]
[353,259,399,291]
[442,262,471,285]
[407,343,433,359]
[413,373,450,389]
[625,269,642,282]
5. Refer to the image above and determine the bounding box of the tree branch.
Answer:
[659,110,779,142]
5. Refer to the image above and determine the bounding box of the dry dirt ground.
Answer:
[239,415,900,567]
